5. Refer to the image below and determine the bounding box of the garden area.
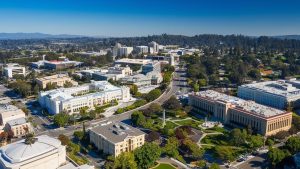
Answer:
[152,163,176,169]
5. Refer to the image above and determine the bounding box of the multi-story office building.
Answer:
[189,90,292,136]
[238,80,300,109]
[136,46,149,54]
[3,63,26,78]
[89,121,145,157]
[38,81,131,114]
[36,74,78,89]
[148,41,159,54]
[118,47,133,57]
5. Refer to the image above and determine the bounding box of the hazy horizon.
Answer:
[1,0,300,37]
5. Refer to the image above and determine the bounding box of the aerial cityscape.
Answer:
[1,0,300,169]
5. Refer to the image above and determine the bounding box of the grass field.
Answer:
[176,119,203,129]
[153,163,176,169]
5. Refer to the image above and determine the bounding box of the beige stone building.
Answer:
[5,117,32,137]
[36,74,78,89]
[89,121,145,157]
[189,90,292,136]
[0,104,26,128]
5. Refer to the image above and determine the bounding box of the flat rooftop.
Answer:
[193,90,288,118]
[90,121,145,144]
[36,74,69,81]
[239,80,300,98]
[114,58,151,65]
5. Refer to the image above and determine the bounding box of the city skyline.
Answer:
[1,0,300,37]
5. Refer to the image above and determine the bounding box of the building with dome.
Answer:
[0,135,66,169]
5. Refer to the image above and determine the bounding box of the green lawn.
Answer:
[153,163,176,169]
[176,119,203,129]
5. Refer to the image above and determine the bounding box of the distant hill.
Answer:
[0,33,90,39]
[273,35,300,40]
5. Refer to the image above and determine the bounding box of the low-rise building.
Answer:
[36,74,78,89]
[120,71,163,88]
[31,57,82,70]
[38,81,131,114]
[89,121,145,157]
[141,62,161,74]
[238,79,300,109]
[189,90,292,136]
[0,135,94,169]
[0,104,32,137]
[0,104,26,128]
[5,117,32,137]
[114,58,152,66]
[3,63,26,78]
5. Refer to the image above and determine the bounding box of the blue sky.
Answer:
[0,0,300,37]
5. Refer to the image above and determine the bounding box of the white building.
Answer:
[38,81,131,114]
[120,71,163,89]
[238,80,300,109]
[136,46,149,54]
[0,104,31,138]
[0,135,66,169]
[114,58,152,66]
[0,135,94,169]
[148,41,159,54]
[3,63,26,78]
[119,47,133,57]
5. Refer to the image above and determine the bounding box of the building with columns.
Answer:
[189,90,292,136]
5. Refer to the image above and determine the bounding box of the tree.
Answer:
[248,69,261,80]
[144,89,161,102]
[73,131,84,141]
[163,95,182,110]
[230,128,247,146]
[286,136,300,154]
[214,146,235,162]
[182,138,204,159]
[134,143,161,169]
[193,83,199,92]
[79,106,89,119]
[164,137,180,158]
[114,152,137,169]
[268,148,290,167]
[147,103,163,114]
[53,113,69,127]
[248,135,264,150]
[209,163,220,169]
[63,81,73,88]
[196,160,207,169]
[130,84,138,96]
[145,131,160,142]
[131,111,146,126]
[58,134,70,145]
